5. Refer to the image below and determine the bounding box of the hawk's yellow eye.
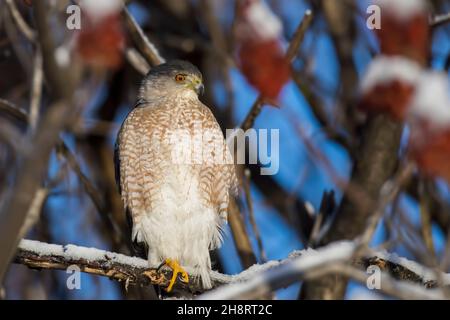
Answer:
[175,74,186,82]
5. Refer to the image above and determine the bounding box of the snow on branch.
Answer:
[431,12,450,28]
[15,239,289,291]
[16,239,171,289]
[409,72,450,129]
[201,241,356,299]
[15,239,450,298]
[360,56,422,94]
[201,241,449,299]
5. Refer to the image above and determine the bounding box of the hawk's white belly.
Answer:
[134,165,223,289]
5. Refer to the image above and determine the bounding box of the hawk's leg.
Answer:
[157,258,189,292]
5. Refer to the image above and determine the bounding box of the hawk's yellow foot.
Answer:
[158,258,189,292]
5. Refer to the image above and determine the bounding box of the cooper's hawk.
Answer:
[115,60,237,291]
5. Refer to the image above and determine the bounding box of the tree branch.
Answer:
[200,241,448,300]
[0,99,28,123]
[123,7,165,67]
[285,10,313,62]
[15,239,450,299]
[16,239,173,290]
[5,0,36,42]
[227,199,258,268]
[431,12,450,28]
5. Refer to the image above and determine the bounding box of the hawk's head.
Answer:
[139,60,204,102]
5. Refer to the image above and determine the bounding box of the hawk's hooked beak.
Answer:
[190,76,204,96]
[195,82,205,96]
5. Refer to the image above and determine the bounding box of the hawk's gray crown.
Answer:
[139,60,204,101]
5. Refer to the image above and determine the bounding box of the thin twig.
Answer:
[419,182,436,254]
[34,1,76,99]
[19,188,49,238]
[200,0,235,119]
[291,70,353,152]
[240,96,265,132]
[0,98,28,122]
[308,190,335,247]
[358,162,415,246]
[5,0,36,42]
[29,46,43,133]
[125,47,150,75]
[431,12,450,28]
[290,116,374,218]
[243,169,266,262]
[56,141,125,246]
[227,199,257,268]
[285,10,313,62]
[123,7,165,67]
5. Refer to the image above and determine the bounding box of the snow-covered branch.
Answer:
[15,239,283,292]
[431,12,450,28]
[201,241,357,299]
[16,239,181,291]
[201,242,449,300]
[15,239,450,299]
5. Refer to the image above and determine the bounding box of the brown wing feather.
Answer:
[194,101,238,220]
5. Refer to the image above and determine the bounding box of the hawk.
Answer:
[115,60,237,291]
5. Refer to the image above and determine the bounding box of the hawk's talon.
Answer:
[158,258,189,292]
